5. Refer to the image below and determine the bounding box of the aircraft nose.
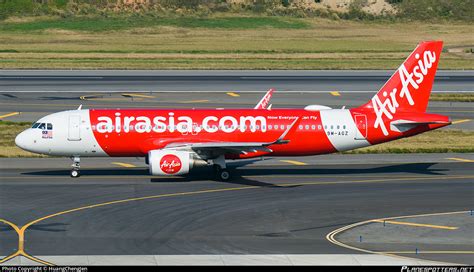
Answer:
[15,130,32,151]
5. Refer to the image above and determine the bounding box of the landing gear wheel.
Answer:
[211,155,229,181]
[218,169,230,181]
[70,169,80,178]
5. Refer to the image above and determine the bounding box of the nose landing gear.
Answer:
[70,156,81,178]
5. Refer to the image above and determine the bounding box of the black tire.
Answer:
[218,169,230,181]
[70,169,80,178]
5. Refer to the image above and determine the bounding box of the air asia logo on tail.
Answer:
[160,154,182,174]
[372,50,437,136]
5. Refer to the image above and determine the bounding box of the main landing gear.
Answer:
[70,156,81,178]
[212,155,230,182]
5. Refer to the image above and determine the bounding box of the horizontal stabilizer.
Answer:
[390,119,451,133]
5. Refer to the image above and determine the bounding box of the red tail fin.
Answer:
[360,41,443,114]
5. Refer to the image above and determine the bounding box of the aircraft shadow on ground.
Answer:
[21,162,448,185]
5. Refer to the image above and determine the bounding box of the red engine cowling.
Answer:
[148,150,194,176]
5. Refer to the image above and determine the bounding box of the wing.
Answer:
[254,88,275,110]
[164,117,300,158]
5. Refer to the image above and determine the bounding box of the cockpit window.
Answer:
[32,122,53,130]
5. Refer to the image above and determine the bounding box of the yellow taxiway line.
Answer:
[330,91,341,96]
[226,92,240,97]
[371,219,458,230]
[1,176,473,265]
[280,160,308,166]
[121,93,155,99]
[447,157,474,163]
[451,119,471,125]
[326,210,470,265]
[111,162,136,168]
[0,112,20,119]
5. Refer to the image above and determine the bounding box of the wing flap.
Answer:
[165,117,300,157]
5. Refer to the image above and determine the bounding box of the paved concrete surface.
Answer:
[0,71,472,266]
[0,70,472,129]
[0,154,472,265]
[337,212,474,265]
[1,254,445,266]
[1,70,472,93]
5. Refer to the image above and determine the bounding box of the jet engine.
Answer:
[148,150,196,176]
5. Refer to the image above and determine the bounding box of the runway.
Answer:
[0,154,473,265]
[1,70,473,93]
[0,72,473,130]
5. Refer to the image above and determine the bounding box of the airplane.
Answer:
[15,41,450,181]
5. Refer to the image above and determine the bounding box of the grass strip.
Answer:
[430,93,474,102]
[346,129,474,154]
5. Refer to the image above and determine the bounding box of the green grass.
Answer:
[0,15,472,69]
[0,16,309,32]
[430,93,474,102]
[0,57,471,70]
[0,121,47,158]
[346,129,474,154]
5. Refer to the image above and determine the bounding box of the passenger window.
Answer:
[305,125,309,130]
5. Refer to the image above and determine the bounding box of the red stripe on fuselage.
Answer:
[89,109,337,157]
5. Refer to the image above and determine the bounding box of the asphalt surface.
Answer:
[0,70,472,265]
[0,154,473,265]
[0,70,472,130]
[337,212,474,265]
[1,70,472,93]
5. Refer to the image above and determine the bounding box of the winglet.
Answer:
[77,104,82,110]
[267,117,300,145]
[254,88,275,109]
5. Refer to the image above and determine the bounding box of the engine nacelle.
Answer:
[148,150,194,176]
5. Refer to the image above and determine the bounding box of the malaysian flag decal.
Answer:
[42,130,53,139]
